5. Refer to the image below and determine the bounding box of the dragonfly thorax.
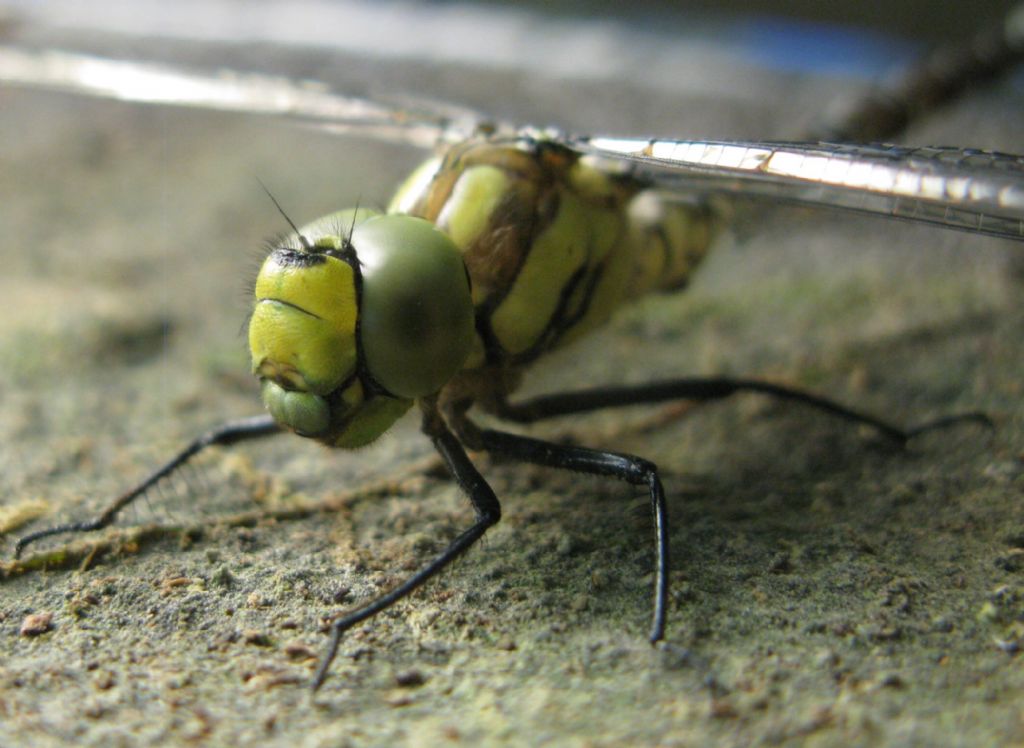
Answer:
[391,136,718,370]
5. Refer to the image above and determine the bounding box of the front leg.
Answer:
[14,415,281,558]
[312,402,502,690]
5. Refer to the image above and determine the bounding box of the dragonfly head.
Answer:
[249,209,475,447]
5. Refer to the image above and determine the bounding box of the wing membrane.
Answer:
[2,44,1022,242]
[0,45,483,148]
[574,137,1024,242]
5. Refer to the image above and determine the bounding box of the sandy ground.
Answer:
[1,8,1022,747]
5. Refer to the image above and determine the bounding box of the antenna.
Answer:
[256,177,311,250]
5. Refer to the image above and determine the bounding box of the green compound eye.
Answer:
[354,214,475,398]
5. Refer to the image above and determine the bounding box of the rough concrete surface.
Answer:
[1,6,1022,747]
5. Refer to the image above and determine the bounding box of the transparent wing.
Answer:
[0,46,487,149]
[572,137,1024,241]
[1,6,1022,243]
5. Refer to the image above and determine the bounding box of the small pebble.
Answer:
[20,612,53,636]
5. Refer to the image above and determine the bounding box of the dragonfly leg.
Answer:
[312,407,501,691]
[13,414,281,558]
[467,426,671,645]
[492,376,991,446]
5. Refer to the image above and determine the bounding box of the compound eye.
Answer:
[354,215,474,398]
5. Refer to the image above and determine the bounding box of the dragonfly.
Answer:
[2,3,1022,690]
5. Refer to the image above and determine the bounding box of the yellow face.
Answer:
[248,209,474,447]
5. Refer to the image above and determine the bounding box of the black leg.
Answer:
[14,415,281,558]
[492,376,990,445]
[312,411,501,691]
[473,427,670,645]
